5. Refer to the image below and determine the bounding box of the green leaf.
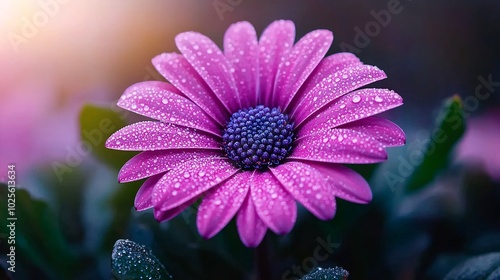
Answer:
[300,267,349,280]
[444,252,500,280]
[405,95,466,192]
[111,239,172,280]
[0,184,77,279]
[79,104,137,170]
[79,105,142,257]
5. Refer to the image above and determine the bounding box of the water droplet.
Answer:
[271,193,278,199]
[352,138,358,143]
[339,104,346,109]
[143,105,150,111]
[183,172,190,178]
[375,96,383,102]
[172,190,177,196]
[315,193,323,199]
[174,182,180,188]
[352,95,361,103]
[131,104,137,110]
[162,98,169,104]
[322,137,329,143]
[198,171,205,177]
[338,135,344,142]
[214,199,221,205]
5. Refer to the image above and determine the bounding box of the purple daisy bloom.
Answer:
[106,20,405,247]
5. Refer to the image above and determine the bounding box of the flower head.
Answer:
[106,20,405,247]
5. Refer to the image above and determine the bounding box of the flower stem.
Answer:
[255,236,271,280]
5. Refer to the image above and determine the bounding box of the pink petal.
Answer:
[288,52,363,112]
[105,121,220,151]
[152,53,229,125]
[340,117,406,147]
[297,88,403,138]
[306,162,372,203]
[197,171,251,239]
[289,128,387,164]
[176,32,241,112]
[224,21,259,108]
[292,65,387,126]
[118,81,221,136]
[236,194,267,248]
[258,20,295,106]
[118,150,221,183]
[134,173,164,211]
[154,195,201,222]
[152,157,239,211]
[270,161,336,220]
[275,29,333,109]
[250,171,297,234]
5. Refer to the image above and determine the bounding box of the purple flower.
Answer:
[106,20,405,247]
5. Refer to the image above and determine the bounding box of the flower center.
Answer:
[222,105,294,170]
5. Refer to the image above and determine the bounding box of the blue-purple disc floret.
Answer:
[222,105,294,170]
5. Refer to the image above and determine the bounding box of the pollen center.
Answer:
[222,105,294,170]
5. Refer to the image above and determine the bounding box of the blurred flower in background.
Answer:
[0,0,199,183]
[456,110,500,181]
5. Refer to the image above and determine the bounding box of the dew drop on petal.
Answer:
[183,172,190,178]
[352,95,361,103]
[161,98,169,104]
[375,96,383,102]
[198,170,205,177]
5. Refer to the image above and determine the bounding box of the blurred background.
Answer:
[1,0,499,279]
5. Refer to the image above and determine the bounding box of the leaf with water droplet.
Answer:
[300,266,349,280]
[111,239,172,280]
[405,95,466,193]
[443,252,500,280]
